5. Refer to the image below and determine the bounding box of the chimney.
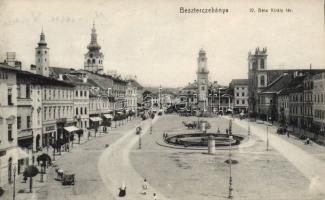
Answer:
[6,52,16,67]
[82,76,88,83]
[58,74,63,80]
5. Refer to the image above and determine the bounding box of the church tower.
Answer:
[84,23,104,73]
[35,30,49,77]
[247,47,268,113]
[197,48,209,112]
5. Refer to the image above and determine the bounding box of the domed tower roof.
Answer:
[87,22,101,51]
[37,29,47,47]
[199,48,206,55]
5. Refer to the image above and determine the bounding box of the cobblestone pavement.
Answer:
[129,114,325,200]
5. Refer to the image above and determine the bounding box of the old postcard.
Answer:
[0,0,324,200]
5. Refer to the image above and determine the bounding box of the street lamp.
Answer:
[228,135,233,199]
[13,165,16,200]
[266,124,269,151]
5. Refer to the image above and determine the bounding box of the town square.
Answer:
[1,1,325,200]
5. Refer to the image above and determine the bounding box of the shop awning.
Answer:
[103,114,113,119]
[64,126,80,132]
[90,117,102,122]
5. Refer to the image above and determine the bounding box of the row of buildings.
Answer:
[175,48,325,144]
[0,24,143,187]
[248,47,325,142]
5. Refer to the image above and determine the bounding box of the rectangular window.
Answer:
[17,116,21,129]
[26,85,31,98]
[236,100,239,105]
[242,92,245,96]
[27,116,31,128]
[85,107,87,114]
[76,91,78,97]
[17,85,21,98]
[76,108,78,115]
[242,100,245,104]
[8,88,13,105]
[84,91,87,97]
[80,90,83,97]
[8,124,13,141]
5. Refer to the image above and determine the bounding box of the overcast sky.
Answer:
[0,0,324,87]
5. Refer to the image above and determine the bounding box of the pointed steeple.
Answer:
[38,27,47,47]
[87,22,101,51]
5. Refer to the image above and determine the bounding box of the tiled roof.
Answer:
[230,79,248,86]
[16,70,75,87]
[278,76,305,95]
[261,74,293,94]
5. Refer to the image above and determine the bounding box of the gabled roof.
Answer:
[261,74,293,94]
[278,76,305,95]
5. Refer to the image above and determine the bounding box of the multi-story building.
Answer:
[247,46,325,117]
[303,74,314,131]
[126,81,138,114]
[258,74,293,121]
[16,71,43,174]
[313,72,325,142]
[0,64,18,187]
[50,68,91,133]
[230,79,249,114]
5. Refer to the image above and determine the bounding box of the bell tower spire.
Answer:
[84,22,104,73]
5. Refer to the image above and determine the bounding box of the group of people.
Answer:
[118,178,158,200]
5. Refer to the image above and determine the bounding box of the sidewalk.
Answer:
[1,117,140,200]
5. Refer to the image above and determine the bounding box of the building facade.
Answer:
[313,72,325,142]
[230,79,249,113]
[0,64,18,187]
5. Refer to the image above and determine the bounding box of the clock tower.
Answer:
[197,48,209,112]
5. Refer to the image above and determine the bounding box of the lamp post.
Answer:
[13,165,16,200]
[228,135,233,199]
[266,125,269,151]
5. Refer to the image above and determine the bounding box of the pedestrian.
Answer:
[119,181,126,197]
[287,131,290,138]
[217,128,220,134]
[153,193,157,200]
[142,178,148,195]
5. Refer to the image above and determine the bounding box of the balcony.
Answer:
[17,98,32,106]
[18,128,33,139]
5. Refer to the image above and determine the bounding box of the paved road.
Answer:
[232,117,325,195]
[98,116,171,200]
[36,118,141,200]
